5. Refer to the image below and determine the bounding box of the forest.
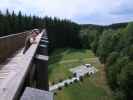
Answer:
[0,10,133,100]
[0,10,45,36]
[80,22,133,100]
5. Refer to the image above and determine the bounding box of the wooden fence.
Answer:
[0,31,31,63]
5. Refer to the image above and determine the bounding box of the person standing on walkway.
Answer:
[23,30,39,54]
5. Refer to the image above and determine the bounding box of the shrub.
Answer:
[73,73,77,77]
[54,92,57,96]
[52,81,55,85]
[86,73,90,77]
[79,76,83,82]
[59,79,63,83]
[74,79,78,83]
[69,76,72,79]
[64,82,68,87]
[70,82,73,84]
[58,86,62,91]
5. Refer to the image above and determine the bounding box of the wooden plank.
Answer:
[0,30,44,100]
[20,87,53,100]
[39,44,47,48]
[35,54,49,61]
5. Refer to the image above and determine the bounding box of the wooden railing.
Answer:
[0,29,49,100]
[0,31,31,63]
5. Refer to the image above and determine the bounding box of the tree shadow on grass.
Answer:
[65,48,87,54]
[48,49,65,64]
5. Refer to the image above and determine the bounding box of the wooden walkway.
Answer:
[0,31,44,100]
[0,48,23,82]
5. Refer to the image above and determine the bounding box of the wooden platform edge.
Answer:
[0,30,44,100]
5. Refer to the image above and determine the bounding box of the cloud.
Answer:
[0,0,133,25]
[110,0,133,16]
[0,0,45,16]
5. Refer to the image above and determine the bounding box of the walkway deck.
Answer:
[0,31,43,100]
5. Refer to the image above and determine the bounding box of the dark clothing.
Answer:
[23,37,31,54]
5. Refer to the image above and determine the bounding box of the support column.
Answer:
[35,56,48,91]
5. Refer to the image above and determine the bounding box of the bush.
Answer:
[64,82,68,87]
[54,92,57,96]
[70,82,73,84]
[74,79,78,83]
[86,73,90,77]
[58,87,62,91]
[73,73,77,77]
[52,81,55,85]
[59,79,63,83]
[79,76,83,82]
[113,90,126,100]
[69,76,72,79]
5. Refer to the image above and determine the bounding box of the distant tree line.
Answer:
[45,17,81,52]
[81,22,127,30]
[0,10,45,36]
[80,22,133,100]
[0,10,81,52]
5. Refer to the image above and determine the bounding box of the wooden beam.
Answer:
[20,87,53,100]
[35,54,49,61]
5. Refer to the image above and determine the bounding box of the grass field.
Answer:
[48,48,114,100]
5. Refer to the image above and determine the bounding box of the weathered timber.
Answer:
[20,87,53,100]
[0,30,43,100]
[0,31,31,64]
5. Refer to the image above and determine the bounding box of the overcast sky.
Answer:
[0,0,133,25]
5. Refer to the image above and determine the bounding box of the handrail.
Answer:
[0,30,44,100]
[0,30,33,39]
[0,30,31,63]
